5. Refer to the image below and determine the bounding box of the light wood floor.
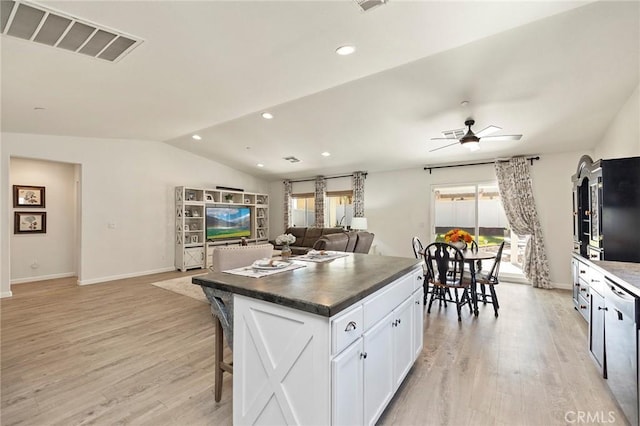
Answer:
[1,273,627,426]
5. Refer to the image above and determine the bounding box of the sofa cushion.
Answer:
[344,231,358,252]
[301,228,324,247]
[353,232,375,254]
[312,233,349,252]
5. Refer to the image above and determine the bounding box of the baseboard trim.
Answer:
[78,267,176,286]
[1,291,13,298]
[11,272,76,285]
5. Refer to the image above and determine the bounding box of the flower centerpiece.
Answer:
[275,233,296,259]
[444,228,473,250]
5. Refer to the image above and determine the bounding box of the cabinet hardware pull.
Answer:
[417,275,423,280]
[360,352,367,359]
[580,288,587,292]
[344,321,357,332]
[580,305,587,309]
[597,306,608,311]
[397,319,401,325]
[580,270,586,274]
[415,300,420,305]
[574,283,580,287]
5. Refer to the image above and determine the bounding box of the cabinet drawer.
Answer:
[364,275,414,330]
[577,294,590,321]
[332,305,363,355]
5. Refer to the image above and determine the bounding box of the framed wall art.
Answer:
[14,212,47,234]
[13,185,46,208]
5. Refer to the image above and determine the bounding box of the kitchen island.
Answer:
[194,253,423,426]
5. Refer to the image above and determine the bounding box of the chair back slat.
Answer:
[424,242,465,285]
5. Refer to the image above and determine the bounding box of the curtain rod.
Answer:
[285,172,368,183]
[423,156,540,174]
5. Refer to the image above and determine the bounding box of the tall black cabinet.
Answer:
[572,155,640,262]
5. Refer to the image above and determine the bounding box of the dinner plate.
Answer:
[307,250,334,258]
[252,260,291,270]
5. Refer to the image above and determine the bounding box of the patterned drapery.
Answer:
[495,157,552,289]
[352,171,365,217]
[283,180,292,230]
[314,176,327,227]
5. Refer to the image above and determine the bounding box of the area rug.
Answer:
[151,274,209,303]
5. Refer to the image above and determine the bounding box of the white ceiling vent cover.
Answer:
[1,0,143,62]
[442,128,466,139]
[354,0,387,12]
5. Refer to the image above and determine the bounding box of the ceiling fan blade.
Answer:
[430,137,458,140]
[429,141,459,152]
[480,134,522,141]
[476,125,501,138]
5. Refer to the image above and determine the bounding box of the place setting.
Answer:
[295,250,349,263]
[222,258,306,278]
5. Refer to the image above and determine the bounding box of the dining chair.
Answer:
[202,243,274,402]
[411,237,431,303]
[424,242,473,321]
[473,241,505,317]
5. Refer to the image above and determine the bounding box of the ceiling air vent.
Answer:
[354,0,387,12]
[1,0,142,62]
[442,128,466,139]
[283,156,301,163]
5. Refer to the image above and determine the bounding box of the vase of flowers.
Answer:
[444,228,473,250]
[275,233,296,260]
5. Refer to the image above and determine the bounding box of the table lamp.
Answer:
[350,217,368,231]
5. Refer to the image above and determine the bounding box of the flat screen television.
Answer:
[206,206,251,240]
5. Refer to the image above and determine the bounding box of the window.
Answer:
[291,193,315,227]
[432,183,526,279]
[325,191,353,228]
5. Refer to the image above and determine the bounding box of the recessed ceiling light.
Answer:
[257,163,265,168]
[336,45,356,56]
[321,152,331,157]
[261,112,274,120]
[192,134,202,140]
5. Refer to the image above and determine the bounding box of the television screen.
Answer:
[206,207,251,240]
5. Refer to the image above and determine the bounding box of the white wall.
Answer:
[593,85,640,159]
[10,158,77,283]
[269,152,586,288]
[1,133,268,296]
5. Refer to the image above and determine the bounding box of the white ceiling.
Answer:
[2,1,638,180]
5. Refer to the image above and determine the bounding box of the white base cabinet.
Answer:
[232,266,424,425]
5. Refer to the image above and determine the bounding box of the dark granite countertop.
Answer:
[193,253,421,317]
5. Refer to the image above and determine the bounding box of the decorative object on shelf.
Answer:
[206,194,214,201]
[276,233,296,260]
[224,194,234,203]
[245,198,251,204]
[184,224,190,231]
[444,228,472,250]
[191,235,198,244]
[13,185,45,208]
[14,211,47,234]
[192,210,200,217]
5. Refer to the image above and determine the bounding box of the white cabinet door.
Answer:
[363,311,394,426]
[413,287,424,362]
[392,296,414,388]
[184,247,204,268]
[332,339,364,426]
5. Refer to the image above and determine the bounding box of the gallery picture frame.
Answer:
[13,185,46,208]
[14,211,47,234]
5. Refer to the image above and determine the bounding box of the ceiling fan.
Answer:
[430,119,522,152]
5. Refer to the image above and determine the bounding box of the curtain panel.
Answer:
[352,171,365,217]
[314,177,327,227]
[495,157,551,289]
[283,180,292,230]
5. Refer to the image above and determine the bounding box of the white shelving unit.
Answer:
[175,186,269,271]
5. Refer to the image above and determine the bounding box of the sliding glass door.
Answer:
[432,183,525,279]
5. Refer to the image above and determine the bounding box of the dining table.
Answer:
[459,248,497,315]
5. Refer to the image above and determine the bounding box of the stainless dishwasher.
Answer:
[604,277,639,426]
